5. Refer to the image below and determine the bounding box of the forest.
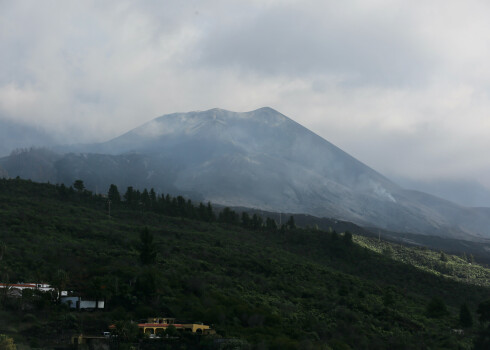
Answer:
[0,177,489,349]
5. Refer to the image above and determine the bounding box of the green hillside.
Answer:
[354,236,490,288]
[0,178,489,349]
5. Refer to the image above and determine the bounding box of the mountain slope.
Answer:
[2,107,490,241]
[95,107,401,218]
[393,176,490,208]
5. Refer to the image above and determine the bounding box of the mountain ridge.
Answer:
[0,118,56,157]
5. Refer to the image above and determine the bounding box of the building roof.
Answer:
[0,283,41,288]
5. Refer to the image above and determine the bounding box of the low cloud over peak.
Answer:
[1,0,490,189]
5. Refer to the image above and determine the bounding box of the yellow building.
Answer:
[138,317,214,336]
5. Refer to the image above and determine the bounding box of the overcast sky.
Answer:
[1,0,490,188]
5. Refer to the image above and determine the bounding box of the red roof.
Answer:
[109,323,185,329]
[0,283,37,288]
[138,323,184,327]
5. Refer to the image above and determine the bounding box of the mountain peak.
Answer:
[254,106,278,113]
[201,106,279,114]
[140,107,291,140]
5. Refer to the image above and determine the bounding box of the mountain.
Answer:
[0,118,55,157]
[392,176,490,208]
[2,107,490,242]
[95,107,400,218]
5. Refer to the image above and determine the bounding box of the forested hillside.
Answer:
[0,178,489,349]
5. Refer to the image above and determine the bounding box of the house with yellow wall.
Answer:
[139,317,214,336]
[110,317,215,337]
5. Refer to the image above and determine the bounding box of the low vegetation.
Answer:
[354,235,490,288]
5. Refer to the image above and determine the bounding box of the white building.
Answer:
[61,296,105,310]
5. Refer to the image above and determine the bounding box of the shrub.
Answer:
[426,297,448,318]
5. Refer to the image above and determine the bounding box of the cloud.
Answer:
[1,0,490,188]
[196,1,436,87]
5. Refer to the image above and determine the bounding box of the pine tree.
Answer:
[198,203,207,221]
[426,297,447,318]
[124,186,135,204]
[73,179,85,192]
[477,300,490,326]
[266,217,277,230]
[0,241,5,261]
[108,184,121,202]
[459,303,473,328]
[251,214,263,230]
[206,202,215,222]
[342,231,353,245]
[58,183,68,199]
[139,227,157,265]
[219,207,239,224]
[141,189,150,207]
[149,188,157,203]
[241,212,251,228]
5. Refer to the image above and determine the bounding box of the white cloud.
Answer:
[1,0,490,187]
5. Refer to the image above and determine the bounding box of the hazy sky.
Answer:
[1,0,490,187]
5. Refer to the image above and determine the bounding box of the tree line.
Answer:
[70,180,298,232]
